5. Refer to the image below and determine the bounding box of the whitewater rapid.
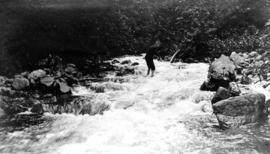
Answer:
[50,56,214,154]
[2,56,270,154]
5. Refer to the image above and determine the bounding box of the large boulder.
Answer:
[209,55,236,81]
[213,93,268,128]
[12,77,30,90]
[28,69,46,83]
[201,55,236,91]
[230,52,248,73]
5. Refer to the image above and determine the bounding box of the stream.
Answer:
[0,56,270,154]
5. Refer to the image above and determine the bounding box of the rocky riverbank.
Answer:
[201,51,270,128]
[2,55,270,153]
[1,52,270,129]
[0,55,141,125]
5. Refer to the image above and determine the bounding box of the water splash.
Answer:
[1,56,270,154]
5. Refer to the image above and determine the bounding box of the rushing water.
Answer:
[1,56,270,154]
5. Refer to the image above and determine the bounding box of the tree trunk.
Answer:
[170,49,181,63]
[170,49,189,63]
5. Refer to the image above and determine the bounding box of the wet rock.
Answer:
[12,77,30,90]
[120,60,132,65]
[131,62,139,66]
[200,81,213,91]
[65,63,77,75]
[209,55,236,81]
[201,55,236,91]
[200,78,230,91]
[0,96,29,115]
[40,76,55,87]
[43,95,57,104]
[57,81,71,93]
[42,96,110,115]
[13,112,44,127]
[230,52,247,73]
[228,82,241,96]
[0,87,16,96]
[90,85,105,93]
[213,93,267,128]
[75,97,110,115]
[240,75,252,85]
[30,100,44,114]
[28,69,46,83]
[111,59,120,64]
[256,55,263,61]
[20,72,29,78]
[116,66,135,76]
[201,101,213,113]
[211,87,231,104]
[5,78,13,85]
[63,74,79,86]
[210,83,239,104]
[249,51,259,57]
[242,53,249,59]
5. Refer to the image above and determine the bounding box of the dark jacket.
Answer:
[145,46,162,60]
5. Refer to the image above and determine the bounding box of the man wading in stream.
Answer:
[145,40,162,77]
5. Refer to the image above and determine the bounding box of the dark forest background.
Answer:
[0,0,270,76]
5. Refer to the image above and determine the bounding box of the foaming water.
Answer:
[1,56,270,154]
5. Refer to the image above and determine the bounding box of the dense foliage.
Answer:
[111,0,270,59]
[0,0,270,75]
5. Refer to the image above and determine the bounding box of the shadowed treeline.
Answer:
[0,0,115,75]
[0,0,269,76]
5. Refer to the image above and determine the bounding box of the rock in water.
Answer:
[120,60,132,65]
[131,62,139,66]
[201,55,236,91]
[65,63,77,75]
[12,77,30,90]
[213,93,268,128]
[30,100,44,114]
[70,96,110,115]
[58,81,71,93]
[211,87,231,104]
[200,78,231,91]
[240,75,252,85]
[116,66,135,76]
[28,69,46,83]
[42,96,110,115]
[111,59,120,64]
[228,82,241,96]
[209,55,236,81]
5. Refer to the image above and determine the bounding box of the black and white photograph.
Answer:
[0,0,270,153]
